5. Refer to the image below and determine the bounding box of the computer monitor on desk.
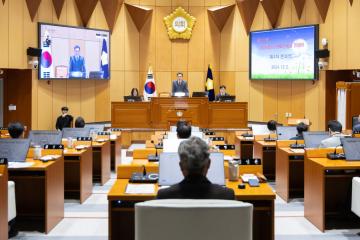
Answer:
[303,132,329,148]
[341,138,360,161]
[158,152,225,186]
[277,126,298,140]
[124,96,142,102]
[163,139,186,152]
[84,124,105,135]
[0,139,30,162]
[192,92,207,97]
[29,130,62,147]
[219,96,235,102]
[62,128,91,138]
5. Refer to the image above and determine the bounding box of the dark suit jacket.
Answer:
[215,93,230,101]
[157,175,235,200]
[69,56,86,77]
[172,80,189,96]
[290,135,304,140]
[55,115,73,130]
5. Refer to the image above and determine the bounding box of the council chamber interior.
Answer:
[0,0,360,240]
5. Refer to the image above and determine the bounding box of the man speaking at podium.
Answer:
[172,72,189,97]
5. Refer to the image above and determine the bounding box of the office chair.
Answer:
[135,199,253,240]
[352,177,360,235]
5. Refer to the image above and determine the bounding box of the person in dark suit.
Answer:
[8,122,24,139]
[215,85,230,101]
[176,121,191,139]
[172,72,189,96]
[290,122,309,140]
[157,136,235,200]
[69,45,86,78]
[56,106,73,130]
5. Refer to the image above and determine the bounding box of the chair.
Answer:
[135,199,253,240]
[352,177,360,218]
[8,181,16,222]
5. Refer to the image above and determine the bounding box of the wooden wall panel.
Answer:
[220,8,235,71]
[9,0,24,69]
[347,0,360,69]
[110,71,125,101]
[0,1,9,68]
[37,81,53,130]
[52,80,67,127]
[332,0,347,70]
[220,71,235,95]
[277,80,292,124]
[81,80,96,123]
[235,72,249,103]
[205,9,220,71]
[291,81,305,119]
[155,6,172,71]
[263,80,278,121]
[188,6,205,72]
[188,72,205,92]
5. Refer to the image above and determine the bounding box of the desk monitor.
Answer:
[163,139,187,152]
[0,139,31,162]
[158,152,225,186]
[341,138,360,161]
[303,131,329,148]
[192,92,207,97]
[352,116,360,130]
[62,128,91,138]
[251,124,270,135]
[169,126,200,132]
[29,130,62,147]
[84,124,105,136]
[277,126,298,140]
[219,95,235,102]
[124,96,142,102]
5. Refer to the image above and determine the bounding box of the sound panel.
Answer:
[236,0,259,34]
[25,0,42,21]
[75,0,98,27]
[207,4,235,32]
[125,3,152,31]
[293,0,305,19]
[261,0,284,28]
[314,0,331,22]
[52,0,65,20]
[100,0,123,32]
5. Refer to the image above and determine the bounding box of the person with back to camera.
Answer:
[8,122,24,139]
[176,123,192,139]
[56,106,73,130]
[319,120,344,148]
[290,122,309,140]
[267,120,277,133]
[74,117,85,128]
[157,136,235,200]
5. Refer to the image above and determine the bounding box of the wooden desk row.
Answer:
[0,165,8,240]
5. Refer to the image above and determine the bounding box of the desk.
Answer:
[0,165,8,240]
[64,148,93,203]
[110,135,122,171]
[111,98,248,128]
[235,136,254,159]
[276,147,304,202]
[8,158,64,233]
[254,140,276,180]
[92,141,111,185]
[304,155,360,231]
[108,179,275,240]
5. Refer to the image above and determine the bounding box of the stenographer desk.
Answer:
[304,149,360,232]
[275,140,305,202]
[8,157,64,233]
[0,165,8,240]
[108,179,275,240]
[111,97,248,129]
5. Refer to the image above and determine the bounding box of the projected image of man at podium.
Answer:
[69,45,86,78]
[172,72,189,97]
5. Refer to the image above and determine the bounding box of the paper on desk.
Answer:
[8,162,35,169]
[125,184,155,194]
[241,174,258,183]
[290,149,305,154]
[224,155,233,161]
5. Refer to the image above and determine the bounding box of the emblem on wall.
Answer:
[164,7,196,40]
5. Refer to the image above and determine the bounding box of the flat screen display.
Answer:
[250,25,318,80]
[38,23,110,80]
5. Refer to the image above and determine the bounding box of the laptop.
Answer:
[124,96,142,102]
[0,139,31,162]
[218,96,235,102]
[341,138,360,161]
[158,152,225,186]
[251,124,270,135]
[192,92,207,97]
[29,130,62,147]
[62,128,91,138]
[277,126,298,140]
[303,131,329,148]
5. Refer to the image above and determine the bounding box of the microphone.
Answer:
[142,165,147,176]
[327,144,345,160]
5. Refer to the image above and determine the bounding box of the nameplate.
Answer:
[205,132,216,136]
[0,158,8,165]
[216,145,235,150]
[111,128,122,132]
[235,159,262,165]
[98,132,111,136]
[44,144,64,150]
[77,137,92,141]
[210,137,224,141]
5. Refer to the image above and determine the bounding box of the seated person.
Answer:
[290,122,309,140]
[267,120,277,133]
[177,123,192,139]
[131,88,139,97]
[319,120,343,148]
[215,85,230,101]
[353,123,360,133]
[157,137,235,200]
[8,122,24,139]
[74,117,85,128]
[56,106,73,130]
[172,72,189,96]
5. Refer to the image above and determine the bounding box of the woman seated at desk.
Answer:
[124,88,143,102]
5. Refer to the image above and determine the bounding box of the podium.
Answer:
[111,97,248,128]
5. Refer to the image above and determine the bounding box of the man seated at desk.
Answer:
[215,85,230,101]
[8,122,24,139]
[290,122,309,140]
[157,137,235,200]
[320,120,344,148]
[172,72,189,97]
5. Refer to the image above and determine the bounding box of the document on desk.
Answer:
[8,162,35,169]
[290,149,305,154]
[125,184,155,194]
